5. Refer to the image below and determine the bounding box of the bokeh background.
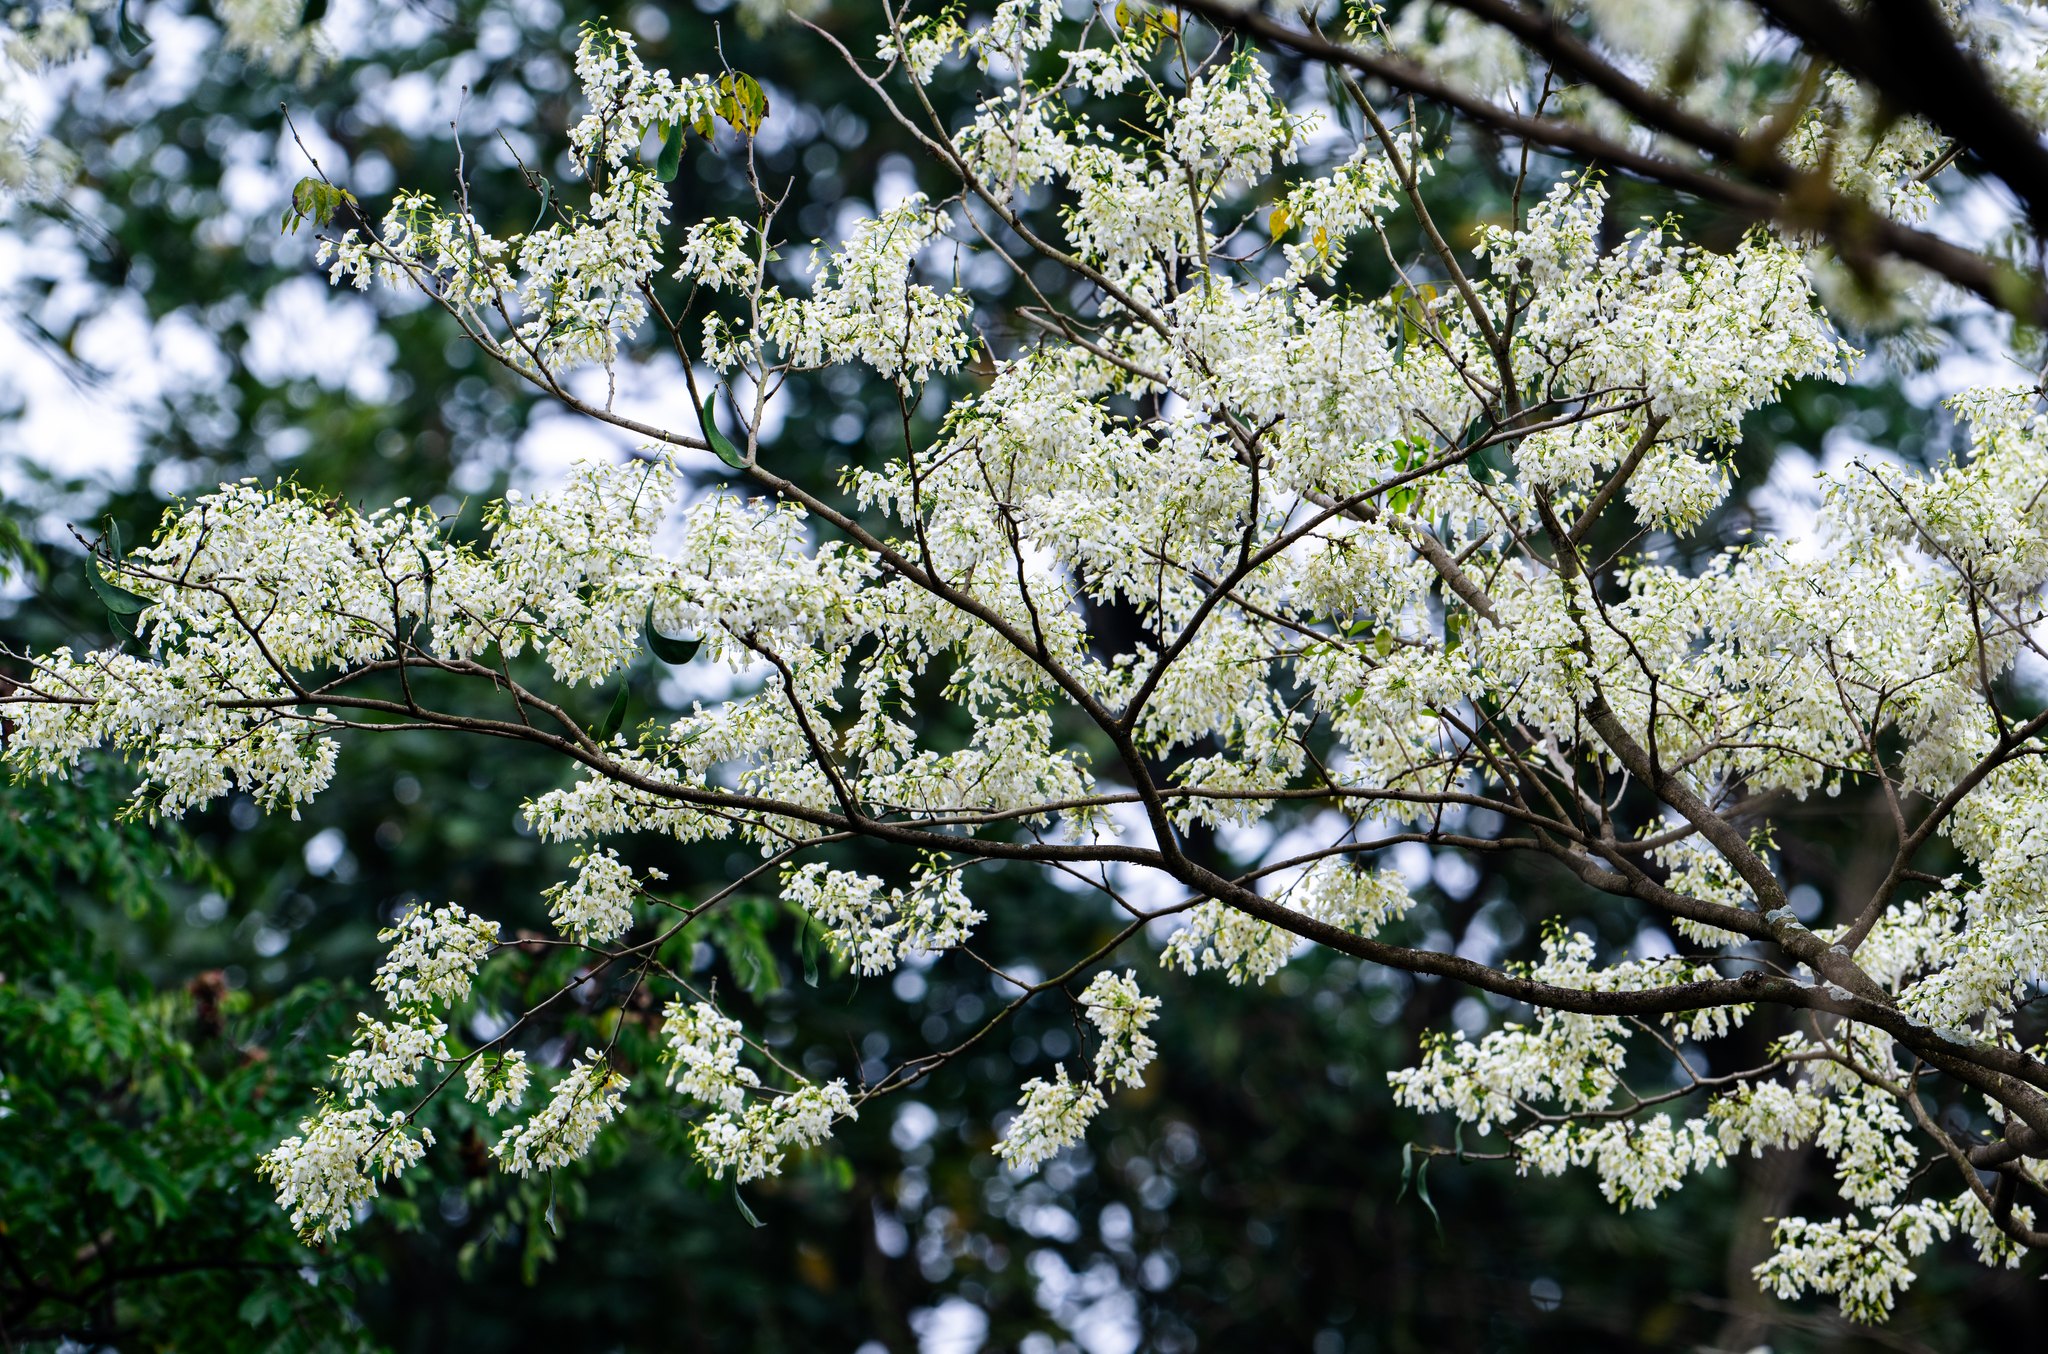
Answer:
[3,2,2043,1349]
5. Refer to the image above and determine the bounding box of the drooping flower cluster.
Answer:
[995,968,1162,1169]
[995,1064,1107,1173]
[658,999,856,1183]
[782,858,986,976]
[492,1051,632,1177]
[465,1051,532,1116]
[1165,864,1415,985]
[660,1001,759,1113]
[375,903,500,1011]
[256,1106,433,1246]
[254,899,501,1239]
[545,848,658,945]
[1080,970,1160,1090]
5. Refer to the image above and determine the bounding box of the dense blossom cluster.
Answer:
[1079,970,1160,1090]
[255,1105,432,1246]
[659,999,856,1183]
[492,1051,631,1176]
[996,1065,1107,1173]
[16,4,2048,1319]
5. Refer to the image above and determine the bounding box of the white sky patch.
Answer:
[243,276,397,401]
[513,351,787,491]
[910,1298,990,1354]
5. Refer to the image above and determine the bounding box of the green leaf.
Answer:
[0,515,46,585]
[282,177,358,235]
[529,175,554,232]
[1397,1143,1444,1238]
[598,681,630,742]
[733,931,778,996]
[644,603,701,666]
[800,916,819,989]
[1466,443,1514,485]
[733,1184,765,1228]
[237,1288,284,1329]
[715,72,770,138]
[115,0,151,56]
[1400,1138,1449,1237]
[656,122,685,182]
[543,1175,559,1237]
[698,393,748,470]
[88,558,149,616]
[1415,1158,1442,1238]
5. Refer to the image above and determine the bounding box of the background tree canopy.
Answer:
[5,2,2048,1351]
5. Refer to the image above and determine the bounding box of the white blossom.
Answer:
[692,1080,857,1183]
[375,903,499,1012]
[544,848,658,946]
[660,1000,761,1113]
[465,1051,532,1116]
[1079,969,1161,1089]
[491,1050,631,1176]
[256,1105,433,1244]
[995,1064,1105,1172]
[333,1015,447,1102]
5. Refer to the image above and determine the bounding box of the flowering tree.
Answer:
[11,0,2048,1322]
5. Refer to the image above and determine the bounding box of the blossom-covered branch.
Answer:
[11,2,2048,1321]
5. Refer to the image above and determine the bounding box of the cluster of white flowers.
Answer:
[256,1106,432,1245]
[375,903,500,1011]
[1390,927,1678,1137]
[1755,1204,1957,1324]
[660,1000,760,1112]
[692,1081,858,1184]
[544,848,659,945]
[322,29,721,372]
[1515,1114,1727,1212]
[881,0,1059,83]
[659,999,856,1181]
[248,896,512,1237]
[782,858,986,976]
[676,218,760,293]
[747,195,973,387]
[1389,925,1774,1214]
[995,1064,1107,1172]
[1165,864,1413,985]
[1080,970,1160,1090]
[334,1014,449,1102]
[492,1051,631,1176]
[996,967,1162,1170]
[464,1051,532,1116]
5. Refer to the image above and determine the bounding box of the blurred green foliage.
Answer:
[0,771,377,1349]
